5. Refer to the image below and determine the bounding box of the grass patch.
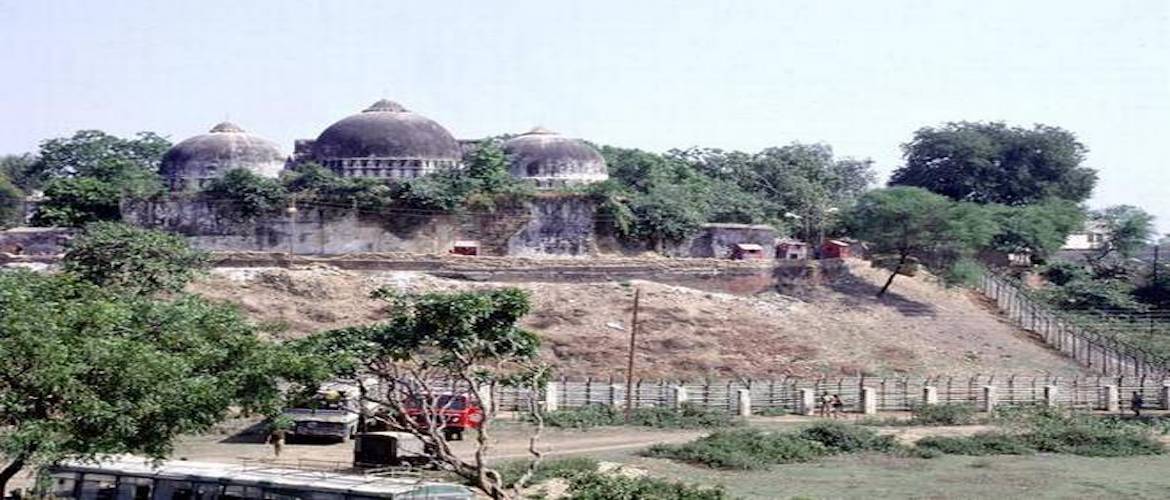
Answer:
[565,472,729,499]
[754,407,788,417]
[857,403,980,427]
[644,422,898,470]
[542,404,742,430]
[917,407,1166,458]
[917,433,1034,456]
[494,456,598,488]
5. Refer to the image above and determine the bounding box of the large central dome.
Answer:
[310,99,462,179]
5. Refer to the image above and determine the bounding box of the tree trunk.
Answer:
[877,254,907,297]
[0,454,29,498]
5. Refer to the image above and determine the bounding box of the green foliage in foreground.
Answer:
[62,222,208,296]
[911,404,979,426]
[0,271,296,493]
[565,472,729,500]
[645,422,897,470]
[917,407,1165,458]
[541,404,742,430]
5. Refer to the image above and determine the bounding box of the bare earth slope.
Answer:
[189,260,1085,378]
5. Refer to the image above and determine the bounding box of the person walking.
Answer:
[267,427,288,458]
[819,391,833,418]
[831,394,845,419]
[1131,391,1145,418]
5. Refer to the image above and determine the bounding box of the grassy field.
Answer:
[587,445,1170,499]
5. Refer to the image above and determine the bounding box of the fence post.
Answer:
[1102,384,1120,412]
[861,387,878,415]
[737,389,752,417]
[544,381,560,412]
[922,386,938,406]
[1043,385,1058,407]
[670,385,688,408]
[981,385,997,413]
[1161,382,1170,411]
[799,388,816,416]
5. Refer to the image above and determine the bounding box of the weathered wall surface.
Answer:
[596,223,780,259]
[122,194,596,257]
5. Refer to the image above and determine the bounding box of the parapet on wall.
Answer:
[121,194,598,257]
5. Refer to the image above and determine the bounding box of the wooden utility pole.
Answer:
[624,288,641,421]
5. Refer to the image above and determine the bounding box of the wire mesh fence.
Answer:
[491,375,1170,413]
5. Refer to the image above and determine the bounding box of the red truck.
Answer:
[402,392,484,441]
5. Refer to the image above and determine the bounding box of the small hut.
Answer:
[820,240,851,259]
[774,239,809,260]
[731,243,766,260]
[450,241,480,256]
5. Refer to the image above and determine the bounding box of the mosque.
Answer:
[159,99,609,191]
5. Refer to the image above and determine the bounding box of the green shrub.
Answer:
[565,472,728,499]
[542,404,621,430]
[916,433,1035,456]
[797,421,899,453]
[494,457,598,488]
[627,404,742,429]
[754,407,788,417]
[541,404,741,430]
[645,428,826,469]
[910,403,978,426]
[1024,423,1163,457]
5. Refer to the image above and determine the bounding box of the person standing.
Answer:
[831,394,845,419]
[819,391,833,418]
[267,427,288,458]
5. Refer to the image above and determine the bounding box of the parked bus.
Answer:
[47,455,472,500]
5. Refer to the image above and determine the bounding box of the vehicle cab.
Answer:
[402,392,484,441]
[281,380,380,441]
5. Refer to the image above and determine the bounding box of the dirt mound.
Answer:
[190,260,1085,378]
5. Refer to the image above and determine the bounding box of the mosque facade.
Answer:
[160,99,609,190]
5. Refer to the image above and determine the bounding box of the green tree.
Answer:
[203,168,289,219]
[845,187,996,296]
[986,199,1085,260]
[0,175,23,229]
[891,122,1097,205]
[0,271,293,495]
[30,177,122,226]
[28,130,169,226]
[0,155,38,193]
[62,222,208,296]
[1090,205,1155,263]
[291,288,546,499]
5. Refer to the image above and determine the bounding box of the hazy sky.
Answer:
[1,1,1167,232]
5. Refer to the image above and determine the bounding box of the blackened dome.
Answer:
[160,122,286,190]
[312,100,461,161]
[502,127,608,188]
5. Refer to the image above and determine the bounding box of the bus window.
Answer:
[78,474,117,500]
[51,472,79,498]
[222,485,263,500]
[154,480,194,500]
[194,482,222,500]
[301,493,342,500]
[262,489,304,500]
[115,477,154,500]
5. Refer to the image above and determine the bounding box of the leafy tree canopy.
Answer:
[0,175,23,229]
[985,199,1085,259]
[0,271,294,493]
[1091,205,1155,262]
[845,186,996,295]
[203,168,289,219]
[891,122,1096,205]
[62,222,208,296]
[0,155,37,193]
[27,130,169,226]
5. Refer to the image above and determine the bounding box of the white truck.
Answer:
[281,380,380,441]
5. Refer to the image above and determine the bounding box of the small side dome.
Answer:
[310,100,462,180]
[161,122,286,191]
[502,127,608,189]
